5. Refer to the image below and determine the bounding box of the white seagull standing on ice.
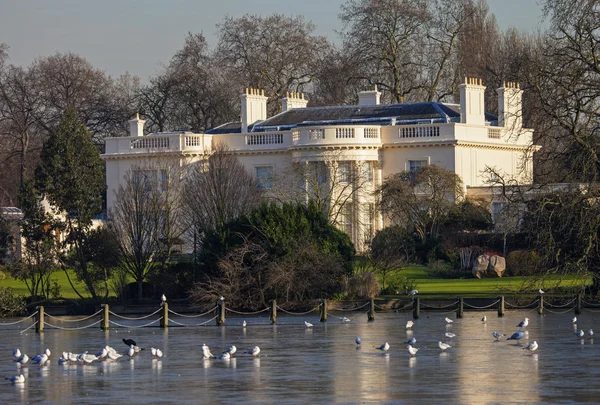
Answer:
[244,346,260,357]
[223,345,237,357]
[14,353,28,365]
[12,349,21,359]
[516,317,529,328]
[151,348,163,358]
[127,345,135,358]
[201,344,214,359]
[406,320,414,330]
[492,332,505,340]
[572,316,577,324]
[217,352,231,360]
[407,345,419,357]
[588,329,594,336]
[438,342,451,351]
[243,320,247,328]
[445,317,454,324]
[377,342,390,352]
[355,337,361,346]
[445,332,456,338]
[31,353,48,365]
[341,317,351,323]
[522,341,538,353]
[304,321,313,328]
[5,374,24,383]
[481,316,487,323]
[78,353,98,365]
[576,329,584,337]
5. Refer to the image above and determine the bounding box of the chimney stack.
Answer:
[497,81,523,130]
[281,91,308,112]
[128,113,145,137]
[358,85,381,106]
[459,77,486,125]
[241,88,268,133]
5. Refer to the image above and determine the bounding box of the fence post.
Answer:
[367,298,375,321]
[36,306,44,333]
[412,297,420,319]
[575,293,582,315]
[497,296,505,317]
[457,297,464,318]
[101,304,109,330]
[319,299,328,322]
[160,302,169,328]
[269,299,277,324]
[538,295,544,315]
[216,298,225,326]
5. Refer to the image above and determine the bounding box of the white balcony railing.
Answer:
[399,126,440,138]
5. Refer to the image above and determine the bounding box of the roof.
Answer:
[204,102,498,134]
[0,207,24,220]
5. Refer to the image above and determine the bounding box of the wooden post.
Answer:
[101,304,109,330]
[575,293,582,315]
[319,299,328,322]
[160,303,169,328]
[36,306,44,333]
[497,296,505,317]
[367,298,375,321]
[216,299,225,326]
[457,297,464,318]
[412,297,420,319]
[538,295,544,315]
[269,299,277,324]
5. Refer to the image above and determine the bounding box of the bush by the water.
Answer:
[507,250,543,276]
[347,271,380,299]
[0,287,26,317]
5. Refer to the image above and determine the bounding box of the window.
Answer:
[491,202,505,223]
[311,161,328,185]
[408,160,427,172]
[133,170,157,194]
[341,203,353,236]
[256,166,274,190]
[160,170,169,192]
[362,162,374,183]
[363,203,374,242]
[338,162,352,183]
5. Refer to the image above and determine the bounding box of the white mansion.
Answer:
[102,78,536,248]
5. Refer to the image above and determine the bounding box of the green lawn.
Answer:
[385,265,590,298]
[0,270,92,299]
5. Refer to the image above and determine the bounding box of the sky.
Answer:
[0,0,546,81]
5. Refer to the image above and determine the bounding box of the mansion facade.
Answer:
[102,78,536,248]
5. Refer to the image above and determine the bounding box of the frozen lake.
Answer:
[1,309,599,404]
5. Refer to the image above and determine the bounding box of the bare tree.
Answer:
[181,143,264,240]
[378,165,464,242]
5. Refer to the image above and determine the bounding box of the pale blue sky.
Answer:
[0,0,546,80]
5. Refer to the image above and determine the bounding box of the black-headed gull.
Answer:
[202,343,214,359]
[492,332,505,340]
[445,332,456,338]
[516,318,529,328]
[355,337,361,346]
[438,341,451,351]
[223,345,237,357]
[14,353,28,365]
[405,337,416,345]
[588,329,594,336]
[408,290,418,296]
[127,345,135,358]
[576,329,584,337]
[31,353,48,365]
[216,352,230,360]
[78,353,98,365]
[161,294,167,305]
[507,330,524,340]
[572,316,577,324]
[407,345,419,356]
[244,346,260,357]
[522,341,538,353]
[5,374,24,383]
[445,317,454,324]
[377,342,390,352]
[405,320,414,329]
[304,321,313,328]
[243,320,247,328]
[481,316,487,323]
[539,289,545,294]
[12,349,21,359]
[340,317,351,323]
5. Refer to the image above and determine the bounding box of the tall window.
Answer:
[338,161,352,183]
[311,161,327,185]
[132,170,157,194]
[362,161,374,183]
[363,203,374,242]
[341,203,353,236]
[408,159,428,172]
[255,166,274,190]
[491,202,506,223]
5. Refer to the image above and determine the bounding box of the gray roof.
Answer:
[205,102,498,134]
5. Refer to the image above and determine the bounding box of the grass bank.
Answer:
[0,270,92,299]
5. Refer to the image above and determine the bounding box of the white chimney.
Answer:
[241,88,268,133]
[128,113,145,137]
[281,91,308,112]
[358,86,381,106]
[459,77,486,125]
[497,81,523,130]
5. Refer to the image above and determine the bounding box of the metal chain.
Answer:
[20,321,38,334]
[168,315,218,327]
[225,307,270,315]
[276,305,319,315]
[44,309,103,323]
[582,307,600,313]
[504,299,539,309]
[546,298,577,308]
[108,308,162,320]
[374,302,413,312]
[463,300,501,310]
[168,307,218,318]
[544,307,575,314]
[44,319,103,330]
[421,308,458,315]
[108,318,161,328]
[0,311,38,326]
[581,300,600,307]
[329,302,371,312]
[422,300,460,310]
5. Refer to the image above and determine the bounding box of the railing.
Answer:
[184,135,203,147]
[130,136,170,149]
[245,133,284,145]
[308,128,325,140]
[399,126,440,138]
[364,128,379,139]
[335,128,355,139]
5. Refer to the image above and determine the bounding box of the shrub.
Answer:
[380,272,417,295]
[507,250,543,276]
[0,287,26,317]
[427,259,472,279]
[348,271,381,298]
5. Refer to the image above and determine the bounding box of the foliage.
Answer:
[444,199,493,232]
[369,226,416,289]
[347,271,381,299]
[0,217,11,262]
[506,250,543,277]
[0,287,26,317]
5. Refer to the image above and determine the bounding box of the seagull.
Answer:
[151,347,164,358]
[161,294,167,305]
[377,342,390,352]
[406,320,414,329]
[576,329,584,338]
[572,317,577,324]
[12,349,21,359]
[96,348,108,359]
[405,337,417,345]
[304,321,313,328]
[408,290,418,296]
[482,316,487,323]
[67,353,79,362]
[522,341,538,353]
[106,350,122,361]
[14,353,28,365]
[438,341,452,351]
[355,337,361,346]
[244,346,261,357]
[219,296,225,301]
[492,332,505,340]
[201,344,214,359]
[243,320,247,328]
[407,345,419,357]
[31,353,48,365]
[127,345,135,358]
[223,345,237,357]
[588,329,594,336]
[516,318,529,328]
[539,289,545,294]
[58,357,70,365]
[78,353,98,365]
[217,352,231,360]
[5,374,24,383]
[445,332,456,338]
[340,317,351,323]
[507,330,525,341]
[445,317,454,324]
